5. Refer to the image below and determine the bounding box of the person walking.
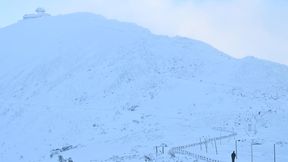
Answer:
[231,151,237,162]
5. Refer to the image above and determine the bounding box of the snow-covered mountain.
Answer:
[0,13,287,162]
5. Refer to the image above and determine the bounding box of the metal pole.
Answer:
[214,139,218,155]
[205,139,208,153]
[156,146,158,157]
[235,140,238,159]
[251,143,253,162]
[274,144,276,162]
[200,138,202,151]
[220,131,222,145]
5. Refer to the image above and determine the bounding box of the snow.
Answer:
[0,12,287,162]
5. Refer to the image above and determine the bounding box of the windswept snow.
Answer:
[0,13,287,162]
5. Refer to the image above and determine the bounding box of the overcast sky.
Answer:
[1,0,287,65]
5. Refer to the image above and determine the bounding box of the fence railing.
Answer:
[169,131,237,162]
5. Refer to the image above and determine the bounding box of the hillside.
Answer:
[0,13,287,162]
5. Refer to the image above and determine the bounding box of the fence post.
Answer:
[205,138,208,153]
[214,139,218,155]
[235,140,238,159]
[155,146,158,157]
[200,138,202,151]
[274,144,276,162]
[251,142,253,162]
[220,131,222,145]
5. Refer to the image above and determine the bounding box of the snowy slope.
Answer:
[0,13,287,162]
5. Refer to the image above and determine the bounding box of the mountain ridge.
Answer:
[0,12,287,162]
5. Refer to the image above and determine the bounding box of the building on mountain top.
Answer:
[23,8,50,20]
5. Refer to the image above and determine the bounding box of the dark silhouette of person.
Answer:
[231,151,236,162]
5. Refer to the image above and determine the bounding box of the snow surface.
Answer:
[0,12,287,162]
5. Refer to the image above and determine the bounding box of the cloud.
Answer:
[60,0,287,64]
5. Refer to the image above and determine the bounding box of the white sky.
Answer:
[1,0,287,65]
